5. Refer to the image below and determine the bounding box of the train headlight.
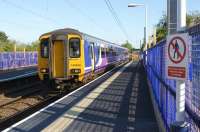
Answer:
[71,69,81,74]
[40,68,48,73]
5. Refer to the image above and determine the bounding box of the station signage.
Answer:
[165,33,190,80]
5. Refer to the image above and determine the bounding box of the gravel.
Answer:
[0,96,42,120]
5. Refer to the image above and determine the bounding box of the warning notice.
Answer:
[165,33,190,80]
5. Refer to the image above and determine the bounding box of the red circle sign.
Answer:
[168,36,186,64]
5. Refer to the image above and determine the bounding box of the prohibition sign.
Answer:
[168,36,186,64]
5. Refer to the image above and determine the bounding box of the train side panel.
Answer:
[84,40,92,75]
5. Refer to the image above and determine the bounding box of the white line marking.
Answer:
[3,62,131,132]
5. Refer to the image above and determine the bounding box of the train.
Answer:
[131,51,140,61]
[38,28,129,88]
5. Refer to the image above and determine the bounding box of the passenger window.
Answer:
[98,47,100,57]
[106,48,109,57]
[89,46,93,59]
[113,51,116,56]
[101,48,105,58]
[89,42,94,59]
[40,39,49,58]
[69,38,80,58]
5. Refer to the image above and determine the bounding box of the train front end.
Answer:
[38,29,85,88]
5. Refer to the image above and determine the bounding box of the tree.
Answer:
[0,31,8,42]
[156,14,167,42]
[1,40,15,52]
[24,40,39,51]
[0,31,8,51]
[156,11,200,42]
[30,40,39,51]
[0,30,39,52]
[187,11,200,27]
[122,40,133,51]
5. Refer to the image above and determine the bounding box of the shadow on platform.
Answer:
[63,63,159,132]
[10,62,158,132]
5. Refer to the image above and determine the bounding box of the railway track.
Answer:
[0,80,43,118]
[0,73,44,128]
[0,74,83,130]
[0,83,82,131]
[0,95,56,131]
[0,62,129,131]
[0,81,44,108]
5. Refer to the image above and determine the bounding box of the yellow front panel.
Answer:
[68,34,85,81]
[53,41,64,78]
[38,35,50,80]
[38,58,48,80]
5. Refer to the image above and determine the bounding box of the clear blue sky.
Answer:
[0,0,199,48]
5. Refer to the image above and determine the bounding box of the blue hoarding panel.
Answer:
[0,52,37,70]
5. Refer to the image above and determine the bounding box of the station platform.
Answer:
[0,67,37,82]
[4,62,159,132]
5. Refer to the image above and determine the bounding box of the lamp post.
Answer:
[128,3,148,63]
[176,0,187,122]
[128,3,147,50]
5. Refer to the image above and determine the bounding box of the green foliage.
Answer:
[24,41,39,51]
[156,26,167,42]
[0,31,39,52]
[156,14,167,42]
[121,40,133,51]
[0,31,9,51]
[187,11,200,27]
[1,40,15,52]
[132,48,140,52]
[156,11,200,42]
[0,31,8,42]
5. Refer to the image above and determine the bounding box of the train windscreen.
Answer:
[69,38,80,58]
[40,39,49,58]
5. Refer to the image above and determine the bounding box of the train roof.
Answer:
[40,28,128,50]
[40,28,81,37]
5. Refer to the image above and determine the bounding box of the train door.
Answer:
[52,40,65,78]
[90,42,95,72]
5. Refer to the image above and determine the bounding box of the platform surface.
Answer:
[0,67,37,82]
[4,62,158,132]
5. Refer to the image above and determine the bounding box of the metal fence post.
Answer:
[14,44,16,69]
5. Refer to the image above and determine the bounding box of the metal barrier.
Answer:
[186,24,200,132]
[143,24,200,132]
[0,52,37,70]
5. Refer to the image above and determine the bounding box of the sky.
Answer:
[0,0,199,48]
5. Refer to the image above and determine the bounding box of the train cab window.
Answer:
[69,38,80,58]
[40,39,49,58]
